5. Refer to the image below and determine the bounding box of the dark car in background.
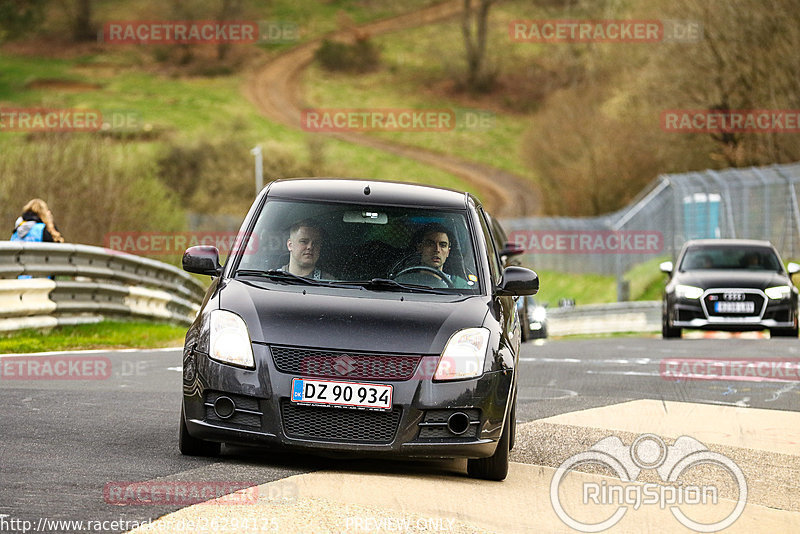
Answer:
[484,213,547,340]
[516,296,548,340]
[661,239,799,338]
[179,179,539,480]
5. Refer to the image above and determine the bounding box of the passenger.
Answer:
[10,198,64,243]
[412,223,469,288]
[282,221,332,279]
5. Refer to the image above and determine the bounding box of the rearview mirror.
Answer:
[183,246,222,276]
[496,266,539,296]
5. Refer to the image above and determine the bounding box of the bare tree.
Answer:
[216,0,244,60]
[461,0,495,91]
[57,0,95,41]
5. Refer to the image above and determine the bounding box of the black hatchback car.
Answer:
[179,179,539,480]
[661,239,799,338]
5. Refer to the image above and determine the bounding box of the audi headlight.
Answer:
[675,285,704,299]
[434,328,490,381]
[765,285,792,300]
[208,309,255,369]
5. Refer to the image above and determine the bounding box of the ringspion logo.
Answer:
[551,434,747,532]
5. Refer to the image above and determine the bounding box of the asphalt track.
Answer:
[0,337,798,533]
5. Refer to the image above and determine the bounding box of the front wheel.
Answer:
[662,314,681,338]
[179,405,221,457]
[770,326,799,338]
[467,405,511,481]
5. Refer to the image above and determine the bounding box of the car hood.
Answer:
[219,280,489,354]
[674,269,788,290]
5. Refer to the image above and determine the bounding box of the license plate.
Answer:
[291,378,392,410]
[715,301,755,314]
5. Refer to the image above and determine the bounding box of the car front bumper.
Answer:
[668,296,797,331]
[182,344,512,459]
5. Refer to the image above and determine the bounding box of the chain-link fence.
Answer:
[502,162,800,276]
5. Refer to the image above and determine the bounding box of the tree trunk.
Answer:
[461,0,494,91]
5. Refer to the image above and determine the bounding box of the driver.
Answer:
[412,223,470,288]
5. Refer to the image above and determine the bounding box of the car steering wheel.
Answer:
[392,265,454,288]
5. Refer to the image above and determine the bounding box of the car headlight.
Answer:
[434,328,490,381]
[675,285,704,299]
[531,306,547,323]
[765,285,792,300]
[208,309,255,369]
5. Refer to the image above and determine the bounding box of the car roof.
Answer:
[264,178,470,209]
[683,238,775,248]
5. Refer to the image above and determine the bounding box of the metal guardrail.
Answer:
[546,301,661,336]
[0,242,206,332]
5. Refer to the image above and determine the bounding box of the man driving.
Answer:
[283,221,332,279]
[411,223,470,288]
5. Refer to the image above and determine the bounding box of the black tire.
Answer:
[770,326,799,338]
[662,314,681,338]
[467,405,511,481]
[179,405,221,457]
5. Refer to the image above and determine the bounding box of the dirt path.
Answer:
[244,1,540,217]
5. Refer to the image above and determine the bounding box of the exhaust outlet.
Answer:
[446,412,471,435]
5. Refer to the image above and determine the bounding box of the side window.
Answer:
[478,208,502,285]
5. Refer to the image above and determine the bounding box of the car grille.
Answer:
[704,291,765,317]
[204,391,262,430]
[270,345,421,381]
[280,400,401,443]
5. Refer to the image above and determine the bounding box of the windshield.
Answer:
[679,245,783,272]
[235,199,481,293]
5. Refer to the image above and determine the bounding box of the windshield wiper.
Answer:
[235,269,323,286]
[355,278,450,294]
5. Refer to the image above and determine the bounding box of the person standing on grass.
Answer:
[10,198,64,243]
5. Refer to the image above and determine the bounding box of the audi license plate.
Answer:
[291,378,392,410]
[715,301,755,314]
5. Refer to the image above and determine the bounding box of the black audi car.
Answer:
[661,239,799,338]
[178,179,539,480]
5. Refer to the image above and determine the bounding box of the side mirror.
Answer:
[496,266,539,296]
[499,241,525,258]
[183,246,222,276]
[788,262,800,276]
[659,261,673,275]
